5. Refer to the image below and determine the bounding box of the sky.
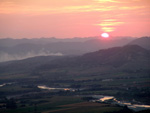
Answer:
[0,0,150,39]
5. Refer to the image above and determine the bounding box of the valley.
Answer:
[0,37,150,113]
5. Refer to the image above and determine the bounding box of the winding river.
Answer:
[38,85,150,111]
[91,95,150,111]
[37,85,76,91]
[1,84,150,111]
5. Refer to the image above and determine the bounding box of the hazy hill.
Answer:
[0,56,62,73]
[128,37,150,49]
[0,45,149,75]
[78,45,150,75]
[38,45,150,70]
[0,37,134,62]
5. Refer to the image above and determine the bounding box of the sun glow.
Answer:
[101,33,109,38]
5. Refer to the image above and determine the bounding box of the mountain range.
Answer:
[0,36,136,62]
[0,41,149,78]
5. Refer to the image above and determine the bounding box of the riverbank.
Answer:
[88,95,150,112]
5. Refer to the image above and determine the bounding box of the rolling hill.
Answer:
[0,45,149,77]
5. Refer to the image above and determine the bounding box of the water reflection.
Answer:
[0,83,6,87]
[0,83,13,87]
[128,104,150,111]
[100,96,114,101]
[91,95,150,111]
[37,86,150,111]
[37,85,75,91]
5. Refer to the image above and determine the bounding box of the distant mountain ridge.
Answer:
[128,37,150,49]
[0,37,97,47]
[0,36,149,63]
[0,37,134,62]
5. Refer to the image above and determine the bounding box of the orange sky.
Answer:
[0,0,150,38]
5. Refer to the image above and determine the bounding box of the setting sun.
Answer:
[101,33,109,38]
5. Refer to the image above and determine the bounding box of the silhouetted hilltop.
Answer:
[79,45,150,67]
